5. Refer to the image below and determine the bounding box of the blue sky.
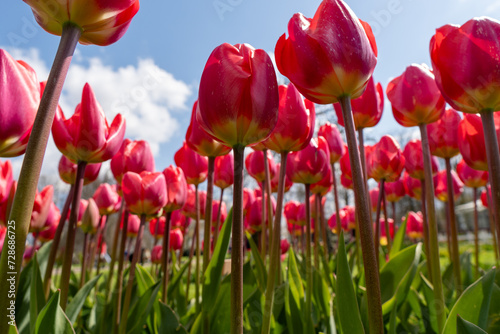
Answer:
[1,0,500,178]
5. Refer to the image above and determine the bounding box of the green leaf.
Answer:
[380,244,418,303]
[209,281,231,333]
[202,208,233,311]
[284,248,305,334]
[158,303,188,334]
[245,230,267,292]
[34,290,74,334]
[420,273,439,333]
[336,231,365,334]
[457,315,488,334]
[30,253,45,334]
[135,264,155,295]
[389,213,408,259]
[126,281,161,334]
[16,260,33,334]
[66,274,101,324]
[442,268,496,334]
[168,260,191,299]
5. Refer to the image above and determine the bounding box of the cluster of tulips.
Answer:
[2,0,500,333]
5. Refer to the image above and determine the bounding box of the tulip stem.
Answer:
[119,214,146,334]
[339,96,383,334]
[420,179,433,282]
[382,188,391,252]
[195,185,201,313]
[473,188,480,279]
[261,151,288,334]
[304,183,314,331]
[96,216,108,277]
[0,23,81,329]
[213,188,224,247]
[114,210,130,332]
[105,201,125,301]
[445,157,462,295]
[80,233,89,288]
[263,149,274,258]
[260,181,267,262]
[60,161,87,310]
[43,184,74,299]
[319,195,329,261]
[485,187,500,265]
[313,195,320,269]
[374,180,385,266]
[231,145,245,334]
[480,110,500,259]
[161,212,172,303]
[90,215,106,277]
[203,157,215,273]
[419,123,446,332]
[185,221,196,303]
[392,202,397,225]
[331,163,342,245]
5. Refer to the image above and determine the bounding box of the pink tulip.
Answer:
[214,153,234,190]
[170,229,184,251]
[151,245,162,264]
[80,198,100,234]
[245,150,277,184]
[122,171,167,217]
[93,183,121,216]
[433,170,464,202]
[110,139,155,184]
[318,122,346,164]
[174,141,208,185]
[39,203,61,242]
[0,160,13,204]
[456,159,489,189]
[406,211,424,239]
[30,186,54,233]
[58,155,101,185]
[287,137,330,184]
[162,165,188,212]
[126,214,141,238]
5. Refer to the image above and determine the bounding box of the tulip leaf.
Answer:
[30,253,45,334]
[168,259,191,299]
[457,315,488,334]
[442,268,495,334]
[380,244,418,303]
[34,290,75,334]
[16,258,33,334]
[209,280,231,333]
[336,231,365,334]
[389,213,408,259]
[202,207,233,312]
[420,273,439,333]
[135,264,155,295]
[66,274,101,324]
[126,281,161,334]
[284,248,305,334]
[245,230,267,292]
[158,302,188,334]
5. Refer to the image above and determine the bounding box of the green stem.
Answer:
[203,156,215,273]
[80,232,89,288]
[304,183,313,330]
[118,214,146,334]
[264,149,274,260]
[419,123,446,332]
[319,194,329,261]
[480,110,500,259]
[95,215,108,277]
[185,221,196,304]
[261,151,288,334]
[374,179,384,267]
[0,23,81,330]
[473,188,480,279]
[213,188,224,247]
[420,179,433,282]
[331,163,342,245]
[231,145,245,334]
[445,157,462,295]
[195,185,201,313]
[43,184,74,299]
[382,186,391,252]
[114,210,130,333]
[60,161,87,309]
[161,212,172,303]
[313,194,320,269]
[485,186,499,265]
[260,181,267,262]
[105,201,125,301]
[339,96,383,334]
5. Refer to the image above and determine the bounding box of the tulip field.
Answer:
[3,0,500,333]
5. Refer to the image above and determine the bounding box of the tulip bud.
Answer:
[456,159,489,189]
[30,186,54,233]
[0,160,13,204]
[369,135,405,182]
[174,141,208,185]
[93,183,121,216]
[284,201,300,225]
[149,216,165,240]
[318,123,346,164]
[122,171,167,217]
[271,163,293,193]
[384,179,406,203]
[427,108,461,159]
[58,155,101,185]
[433,170,464,202]
[127,214,141,238]
[403,140,439,180]
[170,229,184,251]
[80,198,100,234]
[287,137,330,184]
[214,153,234,190]
[151,245,162,264]
[402,172,422,200]
[39,203,61,242]
[163,165,188,213]
[406,211,424,239]
[0,49,40,157]
[245,150,277,184]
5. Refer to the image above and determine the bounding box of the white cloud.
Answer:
[1,46,192,179]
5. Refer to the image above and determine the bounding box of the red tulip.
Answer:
[93,183,121,216]
[284,201,300,225]
[186,100,231,157]
[328,209,347,233]
[280,239,290,255]
[243,188,255,215]
[384,179,406,203]
[162,165,188,212]
[334,77,384,129]
[122,171,167,217]
[149,216,165,240]
[403,172,422,200]
[170,229,184,251]
[151,245,162,264]
[246,195,276,231]
[403,140,439,179]
[0,49,40,157]
[171,210,190,233]
[71,199,88,226]
[0,160,13,204]
[456,159,489,189]
[52,83,125,163]
[110,139,155,184]
[0,226,5,252]
[30,186,54,233]
[427,108,461,159]
[287,137,330,184]
[311,164,333,196]
[387,64,445,127]
[126,214,141,237]
[341,173,353,190]
[261,83,315,153]
[39,203,61,242]
[406,211,424,239]
[211,200,227,226]
[458,113,500,171]
[481,186,491,208]
[181,185,207,219]
[174,141,208,185]
[197,43,279,147]
[433,170,464,202]
[214,153,234,189]
[318,122,346,164]
[245,150,277,184]
[80,198,100,234]
[341,206,356,230]
[58,155,101,185]
[275,0,377,104]
[23,0,140,46]
[430,18,500,113]
[287,222,304,237]
[0,181,15,227]
[369,188,384,213]
[271,163,293,193]
[369,135,405,182]
[379,218,395,245]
